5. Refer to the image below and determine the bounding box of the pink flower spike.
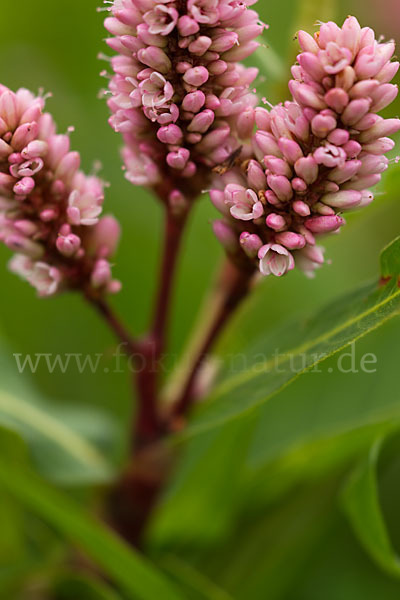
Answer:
[258,243,295,277]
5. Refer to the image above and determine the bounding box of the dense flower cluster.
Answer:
[211,17,400,277]
[0,86,121,296]
[103,0,264,202]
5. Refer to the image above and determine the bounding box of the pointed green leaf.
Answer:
[185,239,400,437]
[341,437,400,577]
[0,459,184,600]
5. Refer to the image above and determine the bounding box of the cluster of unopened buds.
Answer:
[0,86,121,297]
[103,0,265,202]
[211,16,400,277]
[1,3,399,296]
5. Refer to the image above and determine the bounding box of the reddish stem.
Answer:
[151,203,190,355]
[87,295,139,357]
[169,259,254,423]
[133,203,190,447]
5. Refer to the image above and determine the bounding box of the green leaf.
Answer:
[341,437,400,578]
[380,236,400,280]
[149,415,255,547]
[185,239,400,437]
[52,573,123,600]
[0,339,116,485]
[0,388,114,485]
[0,459,184,600]
[161,555,234,600]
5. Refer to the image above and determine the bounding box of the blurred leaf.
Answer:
[150,416,255,547]
[0,460,184,600]
[0,337,116,485]
[341,436,400,577]
[191,479,336,600]
[186,239,400,437]
[161,555,233,600]
[0,388,114,485]
[380,236,400,280]
[53,573,122,600]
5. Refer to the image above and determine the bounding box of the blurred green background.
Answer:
[1,0,400,598]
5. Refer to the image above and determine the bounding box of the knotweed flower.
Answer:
[103,0,264,203]
[0,86,121,297]
[211,16,400,277]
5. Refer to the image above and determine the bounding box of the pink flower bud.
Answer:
[14,220,38,236]
[324,88,349,113]
[237,107,255,139]
[359,118,400,143]
[327,128,349,145]
[213,220,238,253]
[137,46,172,73]
[254,107,270,130]
[40,208,59,222]
[267,175,293,202]
[294,156,318,184]
[289,81,326,110]
[291,178,307,193]
[275,231,306,249]
[187,109,215,133]
[13,176,35,196]
[278,138,303,163]
[189,36,212,55]
[321,190,362,209]
[91,259,112,289]
[239,231,263,258]
[166,148,190,170]
[22,140,48,159]
[157,124,183,144]
[177,15,200,36]
[305,215,345,233]
[343,139,362,158]
[253,131,280,159]
[56,233,81,257]
[0,91,18,130]
[266,213,286,231]
[210,31,239,53]
[5,234,44,259]
[341,98,371,126]
[264,156,292,178]
[361,137,395,155]
[11,122,39,151]
[247,160,267,190]
[55,151,81,182]
[328,159,361,184]
[183,66,209,86]
[311,114,337,137]
[182,91,206,113]
[293,200,311,216]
